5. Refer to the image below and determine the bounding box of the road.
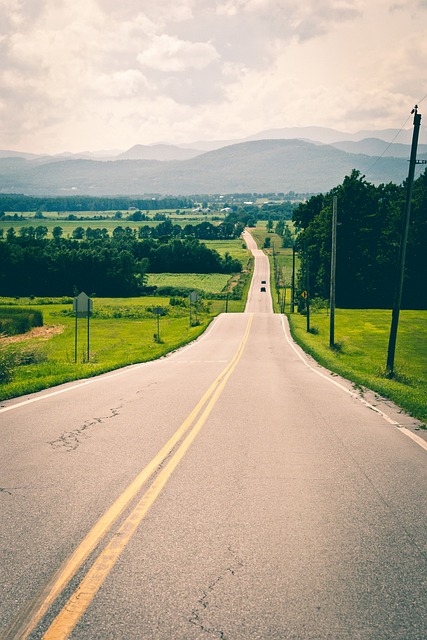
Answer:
[1,231,426,640]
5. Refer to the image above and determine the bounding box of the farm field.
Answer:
[204,238,249,262]
[0,210,226,238]
[146,273,231,293]
[288,308,427,424]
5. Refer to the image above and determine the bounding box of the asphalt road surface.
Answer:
[1,232,426,640]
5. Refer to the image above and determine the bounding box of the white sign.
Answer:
[73,292,93,317]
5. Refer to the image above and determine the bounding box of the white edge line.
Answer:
[280,315,427,453]
[0,314,225,415]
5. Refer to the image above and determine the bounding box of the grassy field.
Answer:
[146,273,231,293]
[0,261,252,400]
[288,309,427,424]
[204,239,249,263]
[0,296,225,400]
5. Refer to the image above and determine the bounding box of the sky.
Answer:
[1,0,426,154]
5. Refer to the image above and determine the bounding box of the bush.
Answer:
[0,307,43,335]
[14,345,48,366]
[0,347,16,383]
[0,344,48,384]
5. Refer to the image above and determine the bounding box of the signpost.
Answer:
[329,196,338,348]
[189,291,199,325]
[73,292,93,363]
[152,306,165,342]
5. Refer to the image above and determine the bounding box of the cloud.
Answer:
[0,0,425,153]
[94,70,150,98]
[215,0,362,41]
[137,34,220,72]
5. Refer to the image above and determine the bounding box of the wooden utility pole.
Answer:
[329,196,338,347]
[386,106,423,373]
[306,255,310,333]
[291,245,296,313]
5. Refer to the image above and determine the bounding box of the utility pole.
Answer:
[386,106,424,373]
[291,244,296,313]
[329,196,337,347]
[306,255,310,333]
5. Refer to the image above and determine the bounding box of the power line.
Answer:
[366,111,412,174]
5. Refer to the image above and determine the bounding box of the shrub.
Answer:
[0,347,16,383]
[14,345,48,366]
[0,307,43,335]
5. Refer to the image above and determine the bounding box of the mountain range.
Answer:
[0,126,426,196]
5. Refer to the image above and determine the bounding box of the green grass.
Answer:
[288,309,427,424]
[0,287,248,400]
[0,297,210,399]
[204,239,249,263]
[146,273,231,293]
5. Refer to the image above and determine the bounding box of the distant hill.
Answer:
[117,144,203,161]
[0,150,40,160]
[0,139,418,196]
[182,125,427,151]
[330,138,427,158]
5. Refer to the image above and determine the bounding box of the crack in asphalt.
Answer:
[48,405,122,452]
[189,547,244,638]
[0,486,25,496]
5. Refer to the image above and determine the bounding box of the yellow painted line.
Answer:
[4,314,253,640]
[43,313,253,639]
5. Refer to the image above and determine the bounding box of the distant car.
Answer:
[260,286,266,292]
[261,280,266,284]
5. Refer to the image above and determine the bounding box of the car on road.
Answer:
[260,286,266,292]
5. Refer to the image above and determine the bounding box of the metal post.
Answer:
[74,310,78,364]
[87,297,90,362]
[291,245,295,313]
[225,294,229,313]
[329,196,337,347]
[386,107,422,373]
[306,255,310,333]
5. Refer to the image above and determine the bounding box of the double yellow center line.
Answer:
[6,314,253,640]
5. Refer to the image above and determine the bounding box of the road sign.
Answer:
[73,292,93,318]
[152,307,165,316]
[72,292,93,363]
[301,290,307,299]
[190,291,199,303]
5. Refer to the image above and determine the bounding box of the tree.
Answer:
[72,227,85,239]
[34,226,48,239]
[293,169,421,308]
[275,220,285,236]
[52,226,63,239]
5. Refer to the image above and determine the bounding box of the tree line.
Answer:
[0,194,194,213]
[1,219,245,242]
[294,169,427,309]
[0,235,242,297]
